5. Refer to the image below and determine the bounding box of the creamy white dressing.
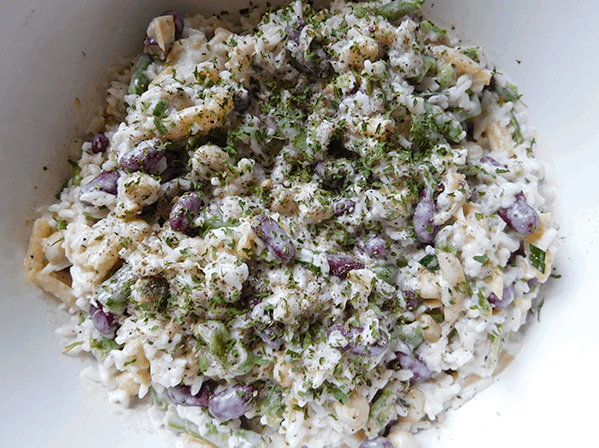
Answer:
[25,1,558,447]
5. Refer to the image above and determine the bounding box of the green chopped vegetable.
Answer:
[154,116,168,135]
[493,81,521,103]
[90,336,123,362]
[536,298,545,322]
[371,264,399,284]
[259,383,287,426]
[510,111,524,144]
[478,291,492,317]
[367,389,396,435]
[419,253,440,271]
[128,54,152,95]
[67,159,82,186]
[194,320,262,375]
[152,99,169,117]
[94,264,138,314]
[396,321,424,347]
[63,340,84,354]
[438,63,454,88]
[473,254,489,266]
[529,244,546,274]
[420,20,447,38]
[377,0,424,21]
[461,47,480,62]
[410,54,437,83]
[326,383,350,405]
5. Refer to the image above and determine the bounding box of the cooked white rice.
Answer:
[25,1,557,447]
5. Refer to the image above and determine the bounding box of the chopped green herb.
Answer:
[529,244,546,274]
[152,99,169,118]
[420,20,447,38]
[419,253,440,271]
[473,254,489,266]
[154,116,168,135]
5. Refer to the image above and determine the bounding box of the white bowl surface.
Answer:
[1,0,597,446]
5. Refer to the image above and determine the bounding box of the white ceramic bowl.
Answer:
[1,1,597,447]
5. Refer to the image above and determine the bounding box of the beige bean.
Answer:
[44,230,67,266]
[417,313,442,343]
[333,390,370,431]
[387,428,419,448]
[419,270,442,299]
[404,387,426,423]
[437,251,465,287]
[117,371,140,396]
[123,338,151,369]
[181,433,218,448]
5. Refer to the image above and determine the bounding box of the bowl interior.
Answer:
[1,0,597,447]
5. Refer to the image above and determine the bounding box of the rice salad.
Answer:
[25,0,557,447]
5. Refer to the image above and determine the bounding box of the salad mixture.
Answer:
[26,1,557,447]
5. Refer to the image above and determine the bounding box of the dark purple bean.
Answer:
[166,383,214,407]
[314,161,346,192]
[119,139,166,172]
[334,198,355,216]
[403,290,419,310]
[326,254,364,279]
[288,18,306,43]
[498,192,539,235]
[469,189,480,203]
[91,133,110,154]
[90,303,118,335]
[357,234,388,257]
[407,12,420,22]
[163,10,185,40]
[252,215,295,262]
[480,156,503,167]
[487,283,515,309]
[391,348,434,381]
[169,191,202,231]
[208,384,256,420]
[489,75,497,89]
[358,437,394,448]
[291,40,333,79]
[327,323,352,340]
[244,295,262,309]
[233,90,253,113]
[144,36,159,47]
[307,40,333,78]
[528,277,539,291]
[79,171,120,202]
[507,246,524,266]
[314,161,326,179]
[257,322,285,349]
[327,323,358,350]
[159,152,190,184]
[413,188,439,243]
[383,420,399,437]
